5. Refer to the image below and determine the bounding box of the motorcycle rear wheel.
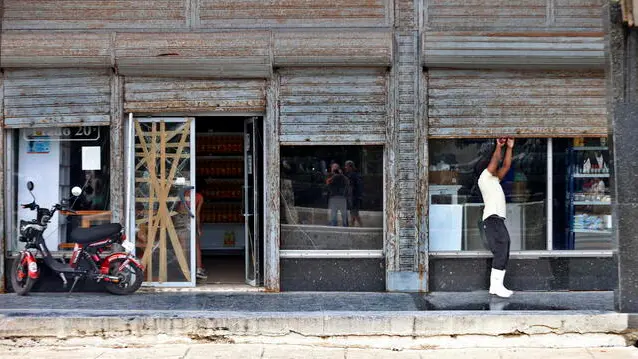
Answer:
[103,258,143,295]
[10,257,36,296]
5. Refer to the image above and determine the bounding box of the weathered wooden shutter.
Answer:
[427,69,607,138]
[279,69,388,144]
[123,77,266,114]
[3,69,111,128]
[199,0,390,28]
[3,0,186,30]
[115,32,271,79]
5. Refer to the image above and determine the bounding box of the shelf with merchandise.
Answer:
[196,132,243,156]
[566,139,612,249]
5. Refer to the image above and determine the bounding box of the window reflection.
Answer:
[428,138,613,251]
[12,126,111,252]
[280,146,383,250]
[429,139,547,251]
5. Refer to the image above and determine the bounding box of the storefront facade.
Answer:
[0,0,624,299]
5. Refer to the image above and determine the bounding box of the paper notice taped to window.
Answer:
[82,146,101,170]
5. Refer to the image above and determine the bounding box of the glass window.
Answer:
[428,138,548,251]
[280,146,383,250]
[552,138,612,250]
[428,137,612,251]
[9,126,111,252]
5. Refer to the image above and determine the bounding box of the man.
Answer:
[344,160,363,227]
[326,162,349,226]
[478,138,515,298]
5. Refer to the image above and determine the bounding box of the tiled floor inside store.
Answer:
[200,256,245,284]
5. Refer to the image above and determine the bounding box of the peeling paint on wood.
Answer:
[395,0,416,29]
[423,31,605,68]
[425,0,547,30]
[199,0,390,28]
[110,74,124,224]
[416,69,428,291]
[0,73,5,293]
[385,60,399,276]
[386,32,422,277]
[264,74,281,292]
[115,32,271,78]
[273,30,392,66]
[424,0,605,31]
[3,0,187,30]
[553,0,604,29]
[123,77,267,114]
[1,32,113,68]
[428,69,608,137]
[279,68,388,144]
[3,69,111,128]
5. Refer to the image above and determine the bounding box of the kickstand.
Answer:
[68,276,80,294]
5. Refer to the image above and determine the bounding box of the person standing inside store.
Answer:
[478,138,515,298]
[184,191,206,281]
[344,160,363,227]
[326,162,349,226]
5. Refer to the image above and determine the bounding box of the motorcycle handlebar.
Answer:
[20,203,37,210]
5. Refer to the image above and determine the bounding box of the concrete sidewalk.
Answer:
[0,343,637,359]
[0,291,635,350]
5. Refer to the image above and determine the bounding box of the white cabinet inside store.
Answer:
[196,128,245,254]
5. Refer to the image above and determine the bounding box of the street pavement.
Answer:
[0,343,636,358]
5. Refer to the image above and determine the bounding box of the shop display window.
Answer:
[280,146,384,250]
[428,137,613,251]
[6,126,111,252]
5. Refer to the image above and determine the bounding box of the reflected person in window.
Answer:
[344,160,363,227]
[478,138,515,298]
[326,163,349,227]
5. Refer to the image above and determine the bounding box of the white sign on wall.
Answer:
[82,146,101,170]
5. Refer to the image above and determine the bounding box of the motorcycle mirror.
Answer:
[26,181,34,191]
[71,186,82,197]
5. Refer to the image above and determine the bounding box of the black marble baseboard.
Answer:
[428,257,616,292]
[280,258,385,292]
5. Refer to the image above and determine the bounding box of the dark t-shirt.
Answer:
[346,171,363,199]
[328,173,349,197]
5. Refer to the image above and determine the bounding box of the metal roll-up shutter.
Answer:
[3,69,111,128]
[123,77,267,114]
[427,69,607,138]
[279,69,388,144]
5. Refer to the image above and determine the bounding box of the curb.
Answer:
[0,311,634,349]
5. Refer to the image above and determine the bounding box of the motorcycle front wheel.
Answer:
[10,257,36,296]
[104,258,143,295]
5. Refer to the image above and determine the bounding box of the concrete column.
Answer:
[607,3,638,313]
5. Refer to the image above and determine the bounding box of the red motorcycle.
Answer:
[11,181,144,295]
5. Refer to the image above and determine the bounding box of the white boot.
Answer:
[489,268,513,298]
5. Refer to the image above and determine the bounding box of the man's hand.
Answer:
[496,138,505,147]
[507,138,515,149]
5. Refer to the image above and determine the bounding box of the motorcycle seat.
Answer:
[70,223,122,244]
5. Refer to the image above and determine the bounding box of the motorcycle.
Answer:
[10,181,144,295]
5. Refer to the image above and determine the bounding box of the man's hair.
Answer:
[475,141,496,174]
[345,160,355,168]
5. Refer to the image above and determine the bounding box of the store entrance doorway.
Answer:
[194,117,264,287]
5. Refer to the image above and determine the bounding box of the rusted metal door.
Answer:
[123,77,267,115]
[427,69,608,138]
[3,69,111,128]
[279,69,388,144]
[129,117,196,287]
